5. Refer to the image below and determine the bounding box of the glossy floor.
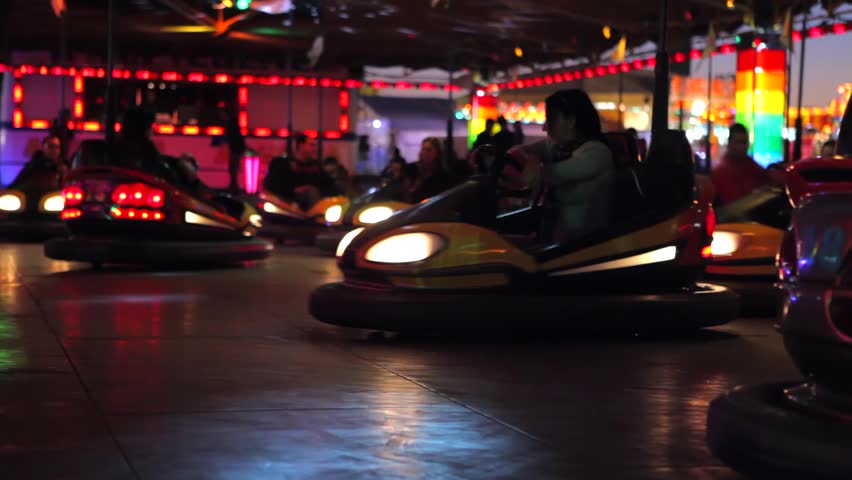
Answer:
[0,243,794,479]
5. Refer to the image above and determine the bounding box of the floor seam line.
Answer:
[19,279,144,480]
[344,348,554,449]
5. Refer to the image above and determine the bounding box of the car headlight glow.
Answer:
[710,231,741,256]
[42,194,65,212]
[324,204,343,223]
[0,194,23,212]
[364,232,444,264]
[263,201,282,214]
[249,214,263,227]
[336,227,364,257]
[357,206,394,224]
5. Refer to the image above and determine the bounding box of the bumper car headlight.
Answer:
[263,201,283,214]
[336,227,364,257]
[710,231,742,256]
[249,214,263,227]
[42,194,65,212]
[324,204,343,223]
[0,193,23,212]
[364,232,444,264]
[357,206,394,225]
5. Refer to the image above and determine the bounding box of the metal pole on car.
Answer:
[446,52,456,164]
[317,84,324,161]
[618,70,624,130]
[286,49,294,158]
[793,11,808,161]
[651,0,670,136]
[104,0,116,149]
[704,54,713,172]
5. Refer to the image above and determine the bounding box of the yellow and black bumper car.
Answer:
[253,189,348,244]
[704,185,789,316]
[315,184,412,254]
[0,187,67,239]
[310,131,739,331]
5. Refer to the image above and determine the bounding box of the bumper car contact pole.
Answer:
[446,52,456,164]
[286,49,294,158]
[793,11,808,161]
[651,0,670,136]
[104,0,116,149]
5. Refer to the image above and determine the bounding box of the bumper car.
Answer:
[704,185,789,316]
[44,141,272,267]
[315,184,412,254]
[310,131,739,332]
[251,188,347,243]
[707,162,852,480]
[0,172,67,240]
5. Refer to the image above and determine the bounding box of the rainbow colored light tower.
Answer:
[735,34,786,167]
[469,90,498,148]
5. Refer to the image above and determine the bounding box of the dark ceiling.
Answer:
[0,0,816,73]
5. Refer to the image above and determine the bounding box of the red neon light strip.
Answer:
[29,119,50,129]
[73,99,84,118]
[238,87,248,106]
[74,76,84,93]
[13,109,23,128]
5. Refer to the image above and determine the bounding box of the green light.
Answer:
[236,0,251,10]
[736,35,741,44]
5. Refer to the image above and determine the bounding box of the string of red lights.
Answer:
[483,21,852,93]
[0,64,462,91]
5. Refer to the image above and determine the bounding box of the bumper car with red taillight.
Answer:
[707,129,852,477]
[44,165,272,266]
[310,131,739,332]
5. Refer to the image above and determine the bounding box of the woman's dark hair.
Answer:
[421,136,447,171]
[389,156,405,167]
[545,89,604,142]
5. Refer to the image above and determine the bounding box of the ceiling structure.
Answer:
[0,0,821,75]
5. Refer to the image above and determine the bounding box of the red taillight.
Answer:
[701,246,713,259]
[62,186,84,206]
[111,183,165,208]
[61,209,82,219]
[111,207,164,221]
[705,207,716,237]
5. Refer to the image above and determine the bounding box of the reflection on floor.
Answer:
[0,243,786,479]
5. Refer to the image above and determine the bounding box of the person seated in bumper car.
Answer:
[262,133,339,210]
[711,123,777,207]
[540,89,615,242]
[111,108,174,181]
[407,137,455,203]
[9,134,67,190]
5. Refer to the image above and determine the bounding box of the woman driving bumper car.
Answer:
[309,90,738,331]
[44,110,271,267]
